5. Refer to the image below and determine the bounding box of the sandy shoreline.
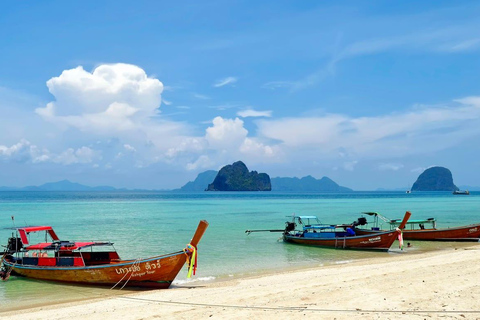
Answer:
[2,245,480,319]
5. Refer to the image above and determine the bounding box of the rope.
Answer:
[119,259,142,290]
[0,252,6,266]
[2,260,17,281]
[117,295,480,315]
[110,259,141,290]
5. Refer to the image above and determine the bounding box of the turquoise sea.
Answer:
[1,191,479,311]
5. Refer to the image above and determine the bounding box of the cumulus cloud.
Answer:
[204,116,278,160]
[0,139,43,163]
[0,140,98,165]
[52,147,98,165]
[186,155,213,171]
[237,108,272,118]
[213,76,237,88]
[206,117,248,150]
[256,97,480,161]
[35,63,164,133]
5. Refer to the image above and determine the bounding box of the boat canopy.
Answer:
[17,226,59,245]
[390,218,435,225]
[304,225,336,230]
[362,212,436,225]
[25,241,113,251]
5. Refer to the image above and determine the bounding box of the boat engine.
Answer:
[284,222,296,233]
[353,217,368,227]
[6,237,23,254]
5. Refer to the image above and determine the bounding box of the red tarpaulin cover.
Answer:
[26,242,97,251]
[18,226,60,245]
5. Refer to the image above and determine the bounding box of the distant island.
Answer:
[411,166,459,191]
[1,165,474,192]
[178,167,352,192]
[0,180,119,192]
[177,170,218,192]
[206,161,271,191]
[271,175,352,192]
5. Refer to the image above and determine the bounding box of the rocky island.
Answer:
[411,166,459,191]
[271,175,352,192]
[206,161,271,191]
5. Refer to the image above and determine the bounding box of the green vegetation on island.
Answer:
[206,161,271,191]
[411,166,459,191]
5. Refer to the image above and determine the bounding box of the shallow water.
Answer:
[1,191,479,311]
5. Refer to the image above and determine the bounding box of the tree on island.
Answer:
[206,161,271,191]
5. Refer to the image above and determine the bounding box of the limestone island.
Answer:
[411,166,459,191]
[206,161,271,191]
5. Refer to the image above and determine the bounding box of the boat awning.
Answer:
[305,225,335,230]
[362,212,379,216]
[18,226,60,245]
[26,241,113,251]
[297,216,318,219]
[390,218,436,224]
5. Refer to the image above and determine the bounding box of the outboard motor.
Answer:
[284,222,296,234]
[6,237,23,254]
[357,217,368,226]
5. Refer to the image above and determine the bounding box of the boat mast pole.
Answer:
[190,220,209,247]
[398,211,412,230]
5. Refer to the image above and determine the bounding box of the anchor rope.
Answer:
[110,258,141,290]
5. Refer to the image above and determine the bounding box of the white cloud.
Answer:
[162,99,172,106]
[343,161,358,171]
[186,155,213,171]
[237,108,272,118]
[378,163,404,171]
[213,77,237,88]
[35,63,164,133]
[124,144,136,152]
[193,93,210,100]
[53,147,98,165]
[0,139,43,163]
[411,167,426,174]
[0,140,98,165]
[206,117,248,149]
[256,97,480,161]
[262,81,295,90]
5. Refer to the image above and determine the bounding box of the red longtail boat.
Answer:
[0,220,208,288]
[246,212,411,251]
[354,212,480,241]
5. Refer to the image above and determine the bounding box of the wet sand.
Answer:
[1,245,480,319]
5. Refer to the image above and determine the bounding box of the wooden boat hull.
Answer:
[3,251,187,288]
[356,223,480,241]
[283,230,399,251]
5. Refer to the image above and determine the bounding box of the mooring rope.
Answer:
[118,259,142,290]
[116,295,480,315]
[110,259,141,290]
[0,252,6,266]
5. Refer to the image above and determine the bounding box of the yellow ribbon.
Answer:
[184,244,197,278]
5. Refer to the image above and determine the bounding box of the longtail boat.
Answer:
[354,212,480,242]
[0,220,208,288]
[246,212,411,251]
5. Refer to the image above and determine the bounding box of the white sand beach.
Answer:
[2,245,480,320]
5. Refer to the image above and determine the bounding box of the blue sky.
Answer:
[1,1,480,190]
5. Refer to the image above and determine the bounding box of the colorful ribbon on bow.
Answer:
[396,227,404,250]
[183,243,197,278]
